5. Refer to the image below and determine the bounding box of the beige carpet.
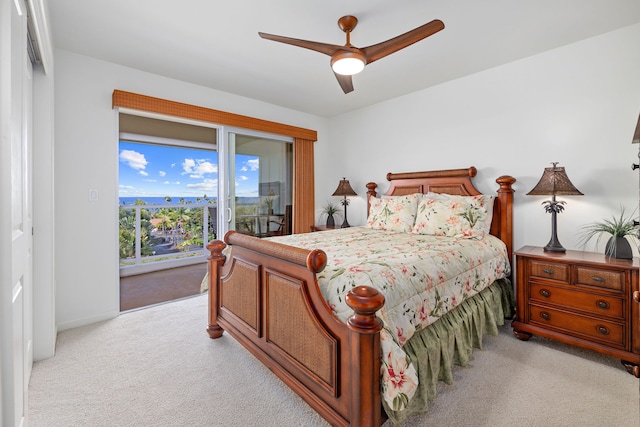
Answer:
[28,294,640,427]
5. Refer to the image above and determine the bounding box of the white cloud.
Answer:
[119,150,148,170]
[182,158,196,172]
[182,158,218,178]
[139,170,148,176]
[247,159,259,171]
[159,171,166,177]
[186,178,218,192]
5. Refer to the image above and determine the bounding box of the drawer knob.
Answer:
[596,300,610,310]
[543,269,554,275]
[540,312,550,321]
[596,325,610,336]
[591,276,604,283]
[633,291,640,303]
[539,289,551,298]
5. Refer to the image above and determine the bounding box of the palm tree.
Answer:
[118,215,136,258]
[156,208,174,238]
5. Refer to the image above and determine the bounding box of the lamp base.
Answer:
[543,207,566,252]
[340,196,351,228]
[543,241,566,253]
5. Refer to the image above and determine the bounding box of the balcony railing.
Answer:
[119,202,216,276]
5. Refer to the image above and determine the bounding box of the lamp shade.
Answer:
[332,178,358,197]
[527,163,583,196]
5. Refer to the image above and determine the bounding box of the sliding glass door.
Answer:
[117,114,294,278]
[114,96,312,310]
[220,130,293,238]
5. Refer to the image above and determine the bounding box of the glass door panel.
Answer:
[222,131,293,238]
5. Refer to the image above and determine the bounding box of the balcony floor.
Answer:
[120,263,207,312]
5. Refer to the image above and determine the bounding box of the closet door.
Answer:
[1,0,33,424]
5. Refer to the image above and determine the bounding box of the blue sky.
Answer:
[118,141,260,198]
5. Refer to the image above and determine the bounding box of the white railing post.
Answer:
[135,207,142,264]
[203,206,209,253]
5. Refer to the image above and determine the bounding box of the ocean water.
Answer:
[119,196,259,206]
[119,196,213,206]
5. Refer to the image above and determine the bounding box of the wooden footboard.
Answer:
[207,232,386,427]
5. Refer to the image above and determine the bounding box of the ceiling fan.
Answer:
[258,16,445,94]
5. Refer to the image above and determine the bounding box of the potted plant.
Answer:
[264,196,275,215]
[320,201,342,227]
[577,206,639,259]
[262,189,276,215]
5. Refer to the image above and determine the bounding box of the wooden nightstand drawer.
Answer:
[529,260,569,283]
[575,266,624,292]
[529,305,625,348]
[529,282,624,319]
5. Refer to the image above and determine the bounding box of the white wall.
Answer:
[321,23,640,256]
[54,49,329,330]
[32,63,56,360]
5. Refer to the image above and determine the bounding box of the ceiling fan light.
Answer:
[331,51,365,76]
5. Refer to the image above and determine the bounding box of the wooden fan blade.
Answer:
[334,72,354,94]
[362,19,444,65]
[258,32,343,56]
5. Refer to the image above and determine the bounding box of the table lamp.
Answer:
[527,162,583,252]
[332,178,357,228]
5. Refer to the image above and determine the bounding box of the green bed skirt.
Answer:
[383,278,514,425]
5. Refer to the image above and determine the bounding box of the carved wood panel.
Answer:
[220,259,261,334]
[265,269,337,392]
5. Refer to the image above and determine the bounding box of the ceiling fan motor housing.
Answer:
[331,50,366,75]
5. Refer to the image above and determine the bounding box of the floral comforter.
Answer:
[268,226,510,413]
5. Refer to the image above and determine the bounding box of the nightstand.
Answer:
[311,225,342,232]
[512,245,640,377]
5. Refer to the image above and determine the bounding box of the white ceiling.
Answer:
[48,0,640,118]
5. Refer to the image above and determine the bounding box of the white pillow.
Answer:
[411,194,494,239]
[366,193,420,232]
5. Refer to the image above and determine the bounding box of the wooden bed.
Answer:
[206,167,515,426]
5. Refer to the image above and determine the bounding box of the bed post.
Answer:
[346,286,386,427]
[206,239,227,339]
[495,175,516,263]
[365,182,378,217]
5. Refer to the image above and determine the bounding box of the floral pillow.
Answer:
[411,194,495,238]
[366,193,420,232]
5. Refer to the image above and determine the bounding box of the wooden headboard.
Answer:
[365,166,516,261]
